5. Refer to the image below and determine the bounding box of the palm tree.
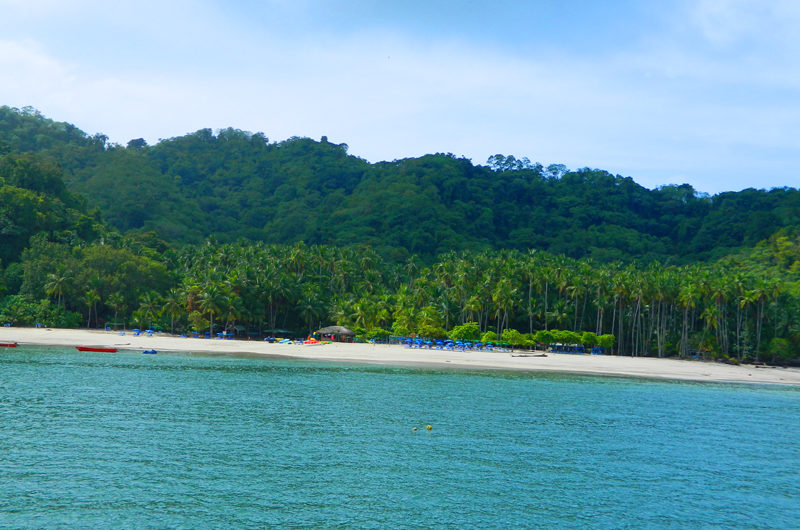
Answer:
[107,292,125,330]
[522,253,538,334]
[678,267,700,358]
[748,278,777,362]
[491,277,517,336]
[547,298,570,330]
[592,268,613,336]
[84,289,100,328]
[137,291,161,330]
[221,290,242,335]
[610,268,632,355]
[296,283,325,334]
[708,272,732,355]
[45,273,68,312]
[198,284,222,335]
[418,305,444,330]
[161,288,185,334]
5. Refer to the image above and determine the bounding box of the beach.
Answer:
[2,326,799,385]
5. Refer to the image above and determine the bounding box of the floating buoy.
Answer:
[426,425,432,431]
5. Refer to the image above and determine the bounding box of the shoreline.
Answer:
[2,327,800,386]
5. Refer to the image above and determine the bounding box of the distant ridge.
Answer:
[2,105,798,263]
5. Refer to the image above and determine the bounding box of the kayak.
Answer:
[76,346,117,353]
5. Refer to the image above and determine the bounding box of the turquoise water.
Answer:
[1,347,799,528]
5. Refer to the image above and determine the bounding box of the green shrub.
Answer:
[597,334,615,349]
[366,327,391,341]
[481,330,497,343]
[501,328,525,346]
[449,321,481,341]
[768,337,793,363]
[0,295,81,327]
[392,321,411,337]
[353,326,367,341]
[534,330,554,346]
[551,329,581,345]
[188,310,206,332]
[581,331,598,347]
[418,324,447,339]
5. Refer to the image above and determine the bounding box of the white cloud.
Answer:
[0,0,81,14]
[0,2,797,192]
[690,0,800,49]
[0,39,69,78]
[0,40,77,107]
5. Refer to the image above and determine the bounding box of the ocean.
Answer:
[1,346,798,528]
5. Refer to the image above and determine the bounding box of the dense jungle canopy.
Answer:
[1,105,798,363]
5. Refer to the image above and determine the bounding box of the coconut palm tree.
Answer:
[84,288,100,328]
[198,283,223,335]
[161,288,184,334]
[44,272,68,312]
[137,291,161,330]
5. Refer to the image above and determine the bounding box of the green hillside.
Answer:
[2,105,798,264]
[0,151,103,266]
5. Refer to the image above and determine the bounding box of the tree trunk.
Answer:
[680,305,689,358]
[735,303,744,361]
[756,299,764,362]
[544,282,549,331]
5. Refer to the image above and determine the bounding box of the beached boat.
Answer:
[76,346,117,353]
[0,342,18,347]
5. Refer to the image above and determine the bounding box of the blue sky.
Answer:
[1,0,798,194]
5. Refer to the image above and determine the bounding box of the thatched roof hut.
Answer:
[316,325,355,336]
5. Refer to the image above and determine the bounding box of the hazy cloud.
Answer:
[0,1,797,193]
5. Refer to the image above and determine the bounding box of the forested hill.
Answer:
[2,105,799,263]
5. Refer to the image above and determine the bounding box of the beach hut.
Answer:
[316,325,355,342]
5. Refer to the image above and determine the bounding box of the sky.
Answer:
[0,0,798,194]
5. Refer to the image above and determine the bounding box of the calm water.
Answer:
[1,346,798,528]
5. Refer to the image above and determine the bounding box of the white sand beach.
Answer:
[2,327,799,386]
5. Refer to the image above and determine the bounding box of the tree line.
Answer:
[2,236,798,364]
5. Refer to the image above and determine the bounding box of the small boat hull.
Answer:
[76,346,117,353]
[0,342,18,347]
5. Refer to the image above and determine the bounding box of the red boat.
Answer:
[76,346,117,353]
[0,342,17,347]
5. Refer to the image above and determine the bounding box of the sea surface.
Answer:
[1,346,798,528]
